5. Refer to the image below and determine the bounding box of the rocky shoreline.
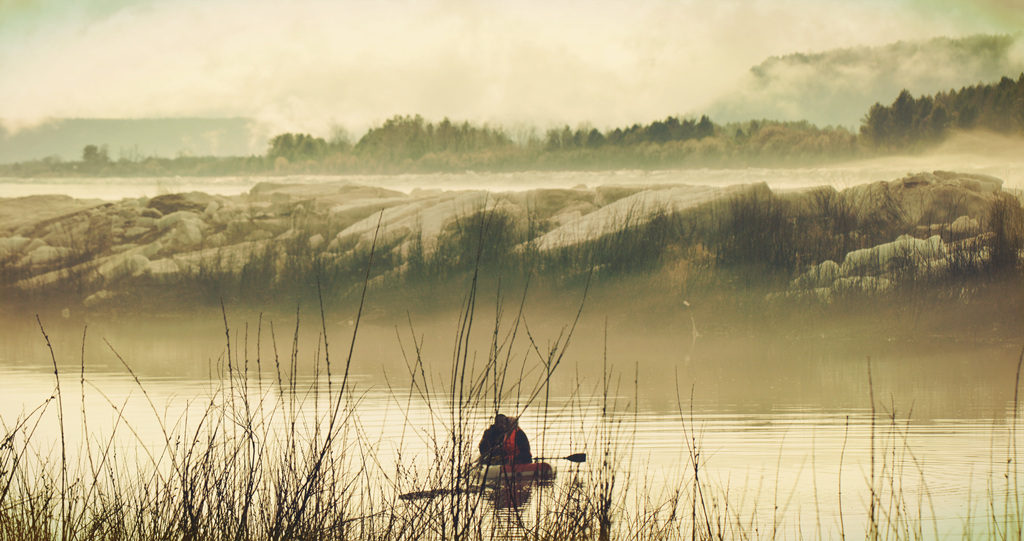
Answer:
[1,170,1020,316]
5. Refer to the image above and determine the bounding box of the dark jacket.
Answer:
[479,423,532,465]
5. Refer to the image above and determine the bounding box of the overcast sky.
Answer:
[1,0,1020,137]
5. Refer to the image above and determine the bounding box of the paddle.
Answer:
[398,452,586,501]
[398,487,481,501]
[534,452,587,463]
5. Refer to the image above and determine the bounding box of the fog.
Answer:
[709,34,1024,127]
[3,132,1023,199]
[1,0,1018,137]
[2,3,1024,536]
[3,281,1019,423]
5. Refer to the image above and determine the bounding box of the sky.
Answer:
[0,0,1021,138]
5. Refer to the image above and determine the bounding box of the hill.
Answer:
[708,34,1024,127]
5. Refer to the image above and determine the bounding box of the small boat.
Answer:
[473,461,555,482]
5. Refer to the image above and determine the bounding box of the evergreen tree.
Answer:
[696,115,714,139]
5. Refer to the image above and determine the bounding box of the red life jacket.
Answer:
[502,428,521,464]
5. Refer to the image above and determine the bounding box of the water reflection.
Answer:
[482,480,546,541]
[486,480,536,510]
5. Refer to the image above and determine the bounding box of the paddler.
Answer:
[478,413,532,465]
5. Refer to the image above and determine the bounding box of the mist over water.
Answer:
[3,148,1023,201]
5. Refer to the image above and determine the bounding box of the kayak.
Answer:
[475,461,554,481]
[397,461,558,501]
[473,461,555,482]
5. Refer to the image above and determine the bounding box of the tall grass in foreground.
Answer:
[3,302,1024,539]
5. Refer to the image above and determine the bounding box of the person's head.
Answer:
[494,413,509,428]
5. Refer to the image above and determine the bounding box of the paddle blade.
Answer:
[565,452,587,463]
[399,489,447,501]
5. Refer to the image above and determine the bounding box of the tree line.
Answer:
[265,72,1024,169]
[3,73,1022,177]
[257,114,857,173]
[860,73,1024,148]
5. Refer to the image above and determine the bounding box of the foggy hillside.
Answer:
[708,34,1024,127]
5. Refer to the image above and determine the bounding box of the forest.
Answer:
[860,73,1024,148]
[2,73,1022,177]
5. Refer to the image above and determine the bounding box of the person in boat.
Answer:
[478,413,532,465]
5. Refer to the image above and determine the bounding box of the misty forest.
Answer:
[5,71,1024,177]
[1,21,1024,541]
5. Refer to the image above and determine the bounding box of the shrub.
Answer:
[987,192,1024,272]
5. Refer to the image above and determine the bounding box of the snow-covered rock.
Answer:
[950,215,980,238]
[3,171,1015,310]
[97,252,151,282]
[83,290,115,307]
[246,229,274,242]
[0,236,31,255]
[111,243,138,254]
[125,254,150,275]
[334,191,493,256]
[124,226,151,239]
[23,245,71,266]
[170,241,270,276]
[792,260,841,289]
[0,194,103,232]
[23,238,46,253]
[206,232,228,247]
[142,259,181,283]
[156,211,201,231]
[276,228,300,241]
[532,183,762,251]
[170,220,204,249]
[136,240,164,258]
[843,171,1002,227]
[834,275,893,293]
[840,235,945,277]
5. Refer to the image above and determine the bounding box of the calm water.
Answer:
[1,308,1021,539]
